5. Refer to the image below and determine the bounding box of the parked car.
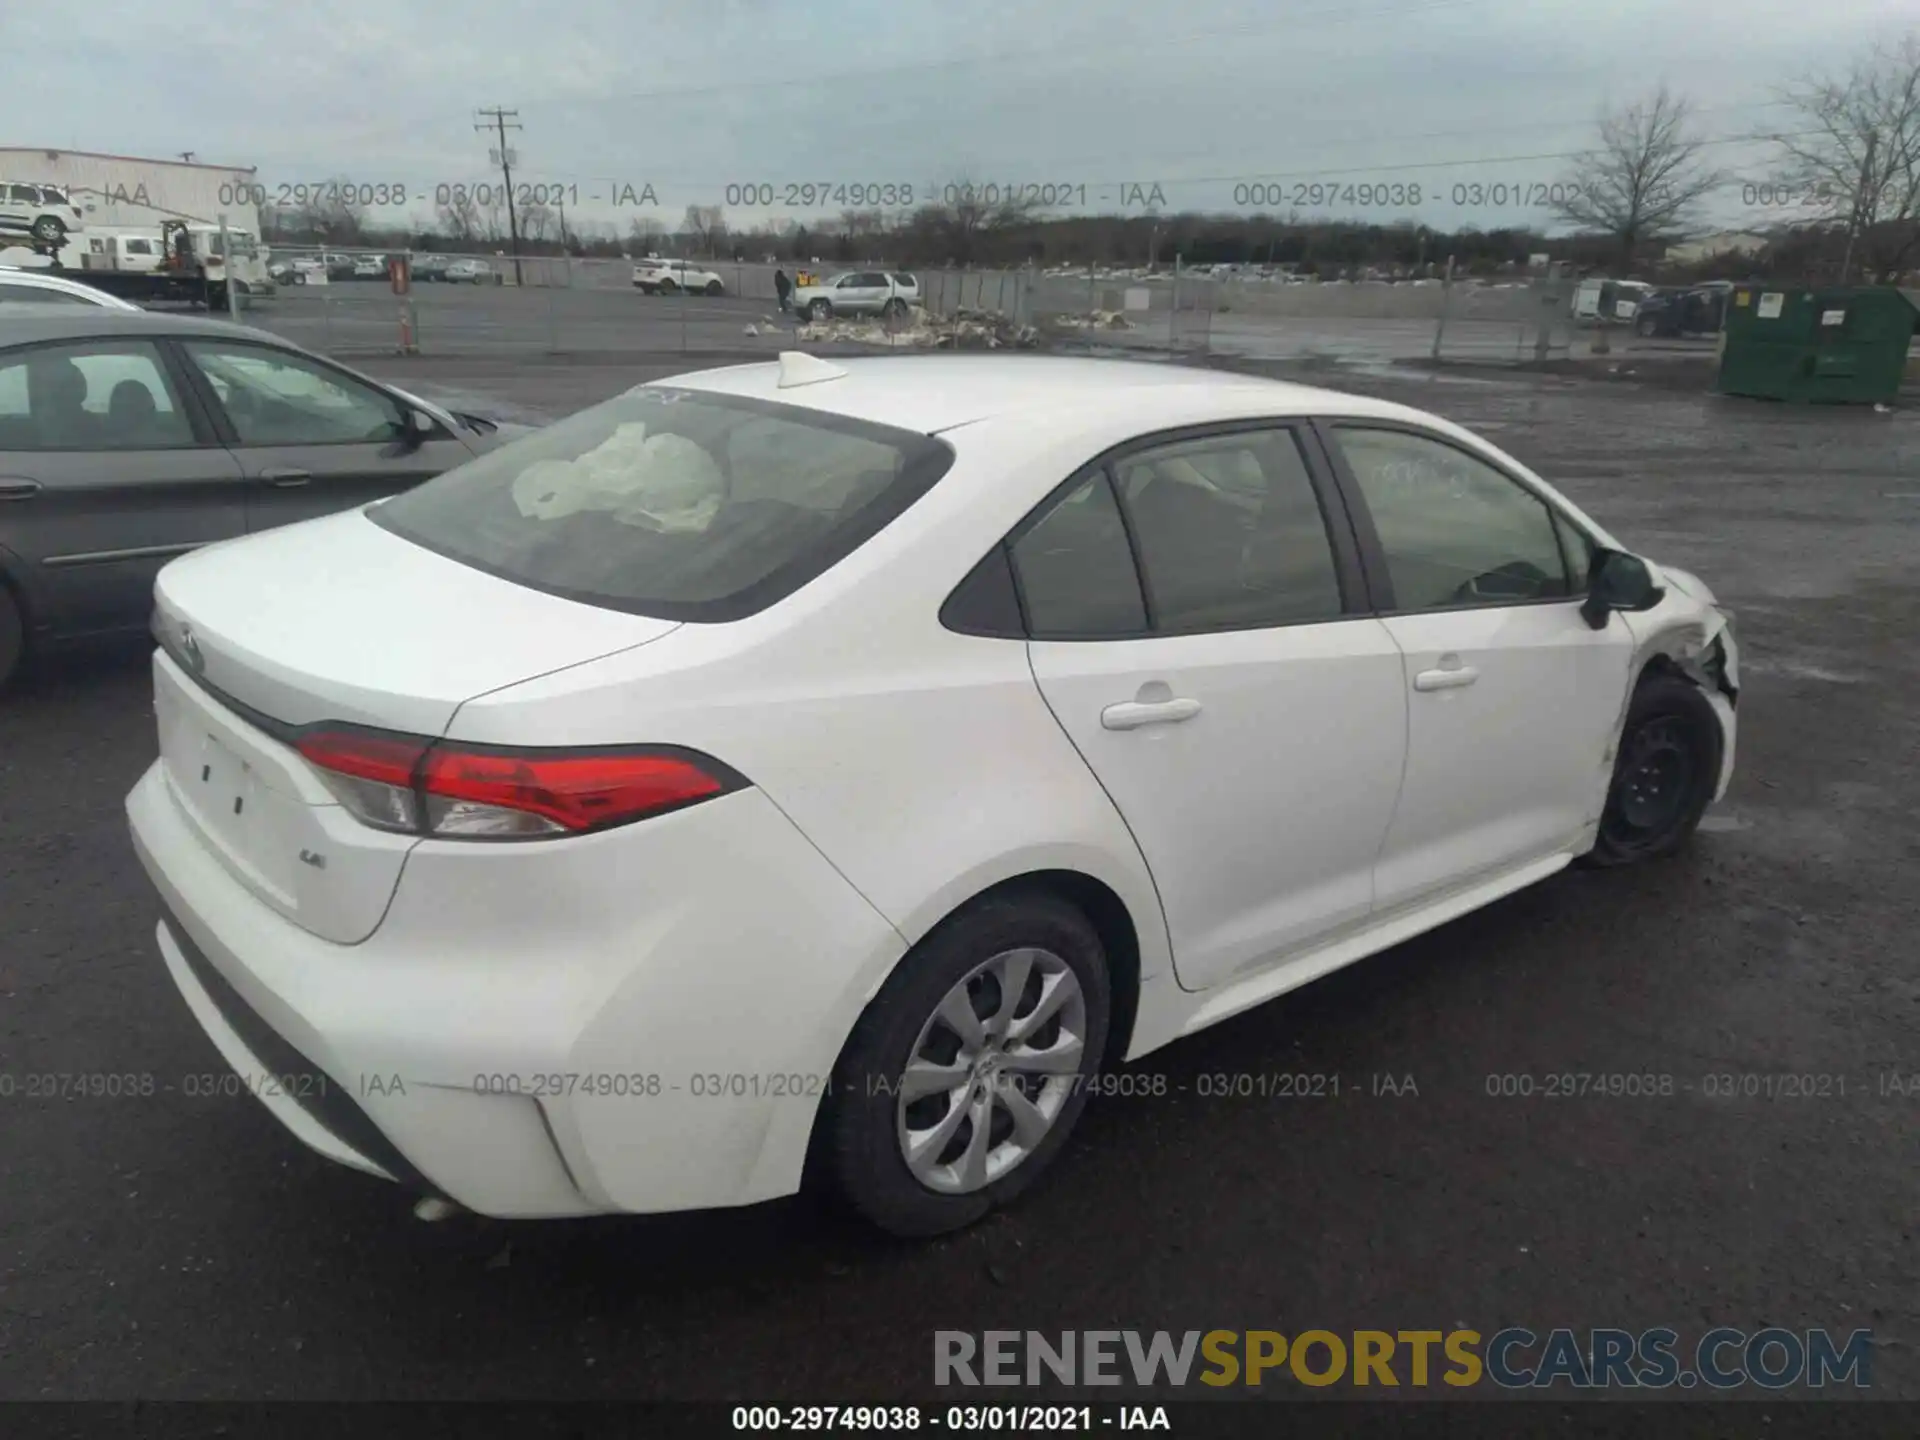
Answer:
[410,254,450,282]
[268,256,327,285]
[0,310,517,689]
[791,270,920,322]
[0,265,142,310]
[125,353,1738,1237]
[445,259,492,284]
[1634,282,1732,338]
[324,253,357,282]
[0,181,87,251]
[631,258,725,295]
[352,255,388,279]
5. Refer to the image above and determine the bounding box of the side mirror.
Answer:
[403,408,438,446]
[1580,549,1665,630]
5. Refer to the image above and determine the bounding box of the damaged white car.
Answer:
[128,355,1735,1238]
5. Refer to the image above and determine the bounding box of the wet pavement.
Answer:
[2,354,1917,1402]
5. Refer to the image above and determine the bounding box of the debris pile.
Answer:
[771,307,1041,350]
[1042,310,1135,332]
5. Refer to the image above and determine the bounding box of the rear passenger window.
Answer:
[1113,428,1343,631]
[0,341,195,451]
[1010,473,1146,638]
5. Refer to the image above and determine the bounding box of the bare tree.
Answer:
[683,204,726,257]
[910,176,1044,265]
[626,216,664,256]
[437,192,481,247]
[1772,32,1920,283]
[294,176,368,245]
[520,202,555,246]
[1551,88,1724,271]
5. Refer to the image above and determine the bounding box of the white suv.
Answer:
[632,257,725,295]
[0,181,87,251]
[792,270,920,322]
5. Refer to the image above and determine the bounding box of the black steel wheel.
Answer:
[1584,675,1722,867]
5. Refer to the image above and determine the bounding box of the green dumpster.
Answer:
[1716,285,1920,403]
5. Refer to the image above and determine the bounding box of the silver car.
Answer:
[791,270,920,322]
[0,310,515,689]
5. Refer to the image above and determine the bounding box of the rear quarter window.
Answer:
[369,386,955,621]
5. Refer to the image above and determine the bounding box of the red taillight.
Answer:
[420,748,728,835]
[294,728,741,840]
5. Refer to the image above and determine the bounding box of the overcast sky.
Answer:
[3,0,1915,233]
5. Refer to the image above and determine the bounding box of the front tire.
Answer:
[824,891,1111,1237]
[31,215,66,247]
[1583,675,1723,867]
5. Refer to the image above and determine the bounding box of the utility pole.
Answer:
[475,106,524,286]
[1838,132,1876,286]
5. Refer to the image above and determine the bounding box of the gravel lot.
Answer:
[2,353,1917,1403]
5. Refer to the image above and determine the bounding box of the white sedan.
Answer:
[127,354,1737,1237]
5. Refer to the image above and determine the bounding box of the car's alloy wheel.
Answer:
[808,299,832,321]
[824,891,1110,1236]
[30,216,65,245]
[883,297,906,319]
[1636,315,1656,337]
[1585,675,1722,866]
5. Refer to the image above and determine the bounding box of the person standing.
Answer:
[774,268,792,314]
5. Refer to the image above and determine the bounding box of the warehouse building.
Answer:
[0,147,261,234]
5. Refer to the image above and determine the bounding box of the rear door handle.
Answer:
[0,479,41,501]
[1414,665,1479,692]
[259,468,311,487]
[1101,698,1203,731]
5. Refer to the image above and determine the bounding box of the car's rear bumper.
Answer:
[128,757,906,1218]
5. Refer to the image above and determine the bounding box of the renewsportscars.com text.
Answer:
[934,1328,1872,1390]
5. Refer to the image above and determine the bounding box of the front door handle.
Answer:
[0,478,41,501]
[1101,697,1203,731]
[259,468,312,487]
[1414,664,1479,692]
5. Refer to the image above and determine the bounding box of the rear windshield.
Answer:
[370,385,954,621]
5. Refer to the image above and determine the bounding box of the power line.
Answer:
[588,0,1502,104]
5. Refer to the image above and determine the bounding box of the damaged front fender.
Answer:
[1610,573,1740,804]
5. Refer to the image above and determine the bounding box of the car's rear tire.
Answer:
[1582,674,1723,868]
[882,297,907,319]
[704,280,724,296]
[31,215,66,247]
[824,890,1111,1237]
[0,585,25,693]
[659,279,679,295]
[1636,314,1657,338]
[807,298,832,321]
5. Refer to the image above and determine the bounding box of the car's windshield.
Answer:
[371,385,954,619]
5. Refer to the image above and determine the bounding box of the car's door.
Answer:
[1319,421,1632,911]
[1,185,38,238]
[0,336,244,639]
[1021,424,1409,993]
[174,338,472,532]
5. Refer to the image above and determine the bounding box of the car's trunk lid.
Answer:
[150,509,679,942]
